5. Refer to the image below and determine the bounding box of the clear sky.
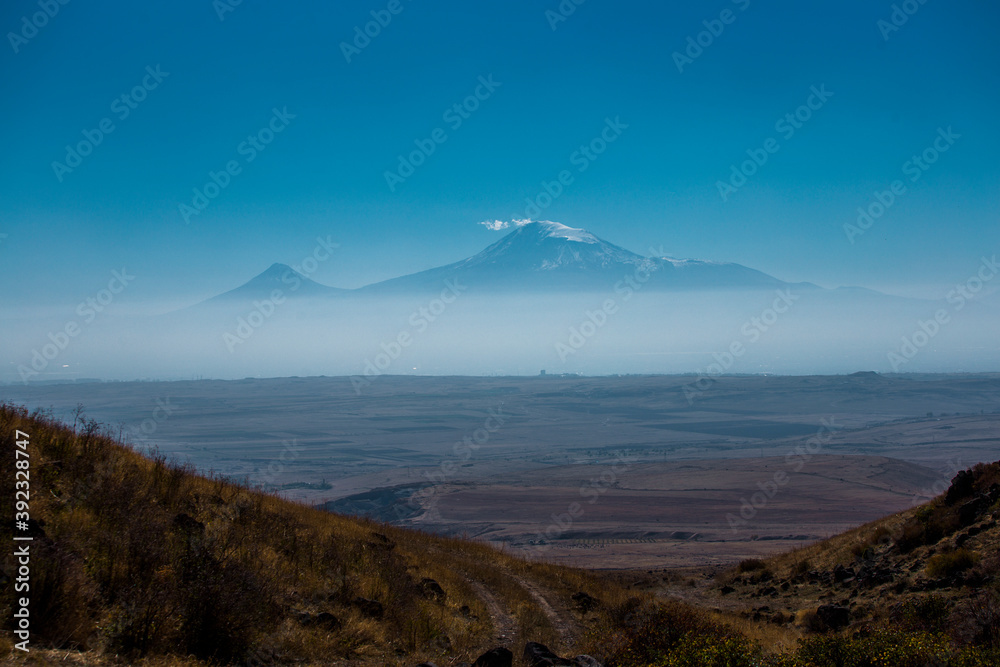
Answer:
[2,0,998,308]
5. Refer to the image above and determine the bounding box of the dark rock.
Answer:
[720,585,735,595]
[833,565,855,583]
[172,513,204,534]
[369,532,396,550]
[571,657,603,667]
[959,494,995,526]
[946,469,976,505]
[415,663,439,667]
[855,564,895,588]
[352,597,384,619]
[816,604,851,630]
[571,591,600,613]
[472,647,513,667]
[421,578,447,601]
[523,642,575,666]
[297,610,341,631]
[312,611,341,631]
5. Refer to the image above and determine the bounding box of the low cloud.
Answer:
[478,218,532,231]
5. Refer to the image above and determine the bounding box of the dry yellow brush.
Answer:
[2,401,999,666]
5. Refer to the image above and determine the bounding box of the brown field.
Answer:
[3,372,999,569]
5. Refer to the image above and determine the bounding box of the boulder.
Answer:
[352,597,384,619]
[312,611,341,631]
[833,565,855,583]
[421,577,447,600]
[816,604,850,630]
[524,642,575,666]
[472,647,513,667]
[571,591,600,613]
[946,469,976,505]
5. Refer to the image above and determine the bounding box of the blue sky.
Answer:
[2,0,998,307]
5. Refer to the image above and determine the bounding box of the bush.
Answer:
[650,633,787,666]
[589,597,717,667]
[927,549,979,578]
[796,629,951,667]
[896,595,951,633]
[737,558,768,573]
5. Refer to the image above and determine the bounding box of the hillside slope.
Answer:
[0,403,627,665]
[3,402,999,666]
[640,460,1000,662]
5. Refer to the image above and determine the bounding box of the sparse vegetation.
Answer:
[928,549,980,578]
[3,402,999,666]
[0,403,626,664]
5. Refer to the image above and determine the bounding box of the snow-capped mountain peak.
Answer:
[526,220,599,244]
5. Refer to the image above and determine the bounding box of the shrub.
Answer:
[737,558,768,573]
[927,549,979,578]
[793,559,812,575]
[589,597,717,667]
[896,595,951,633]
[650,633,788,666]
[796,629,952,667]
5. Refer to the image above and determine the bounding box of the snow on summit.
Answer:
[531,220,599,244]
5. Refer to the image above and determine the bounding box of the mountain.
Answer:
[361,220,798,293]
[209,262,345,301]
[208,222,803,302]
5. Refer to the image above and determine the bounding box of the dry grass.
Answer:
[0,402,629,665]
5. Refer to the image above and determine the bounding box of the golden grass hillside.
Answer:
[4,401,1000,667]
[0,403,650,665]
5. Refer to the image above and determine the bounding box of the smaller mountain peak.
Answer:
[262,262,296,275]
[246,263,310,284]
